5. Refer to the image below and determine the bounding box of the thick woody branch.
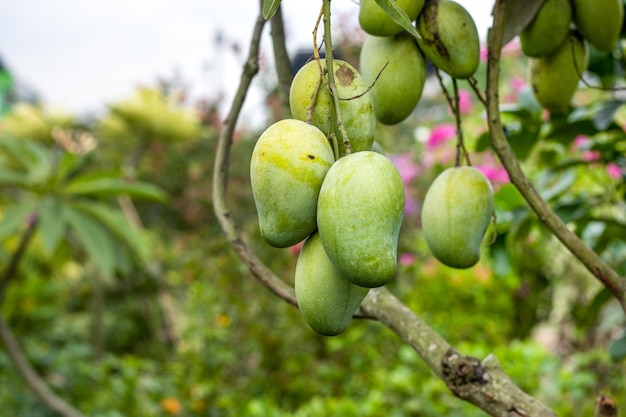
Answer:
[485,0,626,312]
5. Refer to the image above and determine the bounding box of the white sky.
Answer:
[0,0,494,126]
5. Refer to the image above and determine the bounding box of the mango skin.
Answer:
[520,0,572,57]
[250,119,335,248]
[295,232,369,336]
[289,59,375,156]
[359,0,425,37]
[359,33,427,125]
[529,31,589,114]
[421,166,494,269]
[571,0,624,53]
[317,151,404,288]
[416,0,479,79]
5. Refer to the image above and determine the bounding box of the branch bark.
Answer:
[485,0,626,312]
[211,2,558,416]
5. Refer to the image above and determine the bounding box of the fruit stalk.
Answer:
[320,0,351,155]
[485,0,626,312]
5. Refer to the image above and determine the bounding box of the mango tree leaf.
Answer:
[65,204,116,276]
[502,0,545,45]
[54,150,90,185]
[0,136,51,184]
[64,176,168,202]
[375,0,422,40]
[536,169,577,201]
[0,198,38,241]
[609,332,626,361]
[593,100,624,131]
[71,200,150,265]
[0,170,34,188]
[262,0,281,20]
[37,196,67,256]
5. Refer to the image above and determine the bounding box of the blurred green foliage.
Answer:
[0,30,625,417]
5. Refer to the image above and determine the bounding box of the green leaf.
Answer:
[71,200,150,265]
[502,0,545,44]
[608,332,626,361]
[55,150,89,185]
[0,199,38,241]
[375,0,422,40]
[262,0,281,20]
[65,204,116,276]
[64,176,168,202]
[593,100,624,131]
[536,169,576,201]
[37,196,67,255]
[0,136,51,184]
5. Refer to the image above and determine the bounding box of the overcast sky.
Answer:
[0,0,494,126]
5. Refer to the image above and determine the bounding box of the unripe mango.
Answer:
[250,119,335,248]
[416,0,479,79]
[359,33,427,125]
[571,0,624,53]
[529,31,589,114]
[359,0,425,37]
[289,59,375,156]
[317,151,404,287]
[421,166,494,269]
[295,232,369,336]
[520,0,572,57]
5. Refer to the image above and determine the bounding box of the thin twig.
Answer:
[452,78,470,166]
[468,76,487,107]
[0,216,38,305]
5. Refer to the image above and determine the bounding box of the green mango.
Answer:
[359,33,427,125]
[529,31,589,114]
[520,0,572,57]
[317,151,404,287]
[359,0,425,37]
[295,232,369,336]
[416,0,480,79]
[421,166,494,269]
[289,59,375,156]
[572,0,624,53]
[250,119,335,248]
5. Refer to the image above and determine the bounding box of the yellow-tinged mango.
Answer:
[295,232,369,336]
[359,33,427,125]
[571,0,624,53]
[289,59,375,156]
[359,0,425,37]
[317,151,404,288]
[250,119,335,248]
[529,31,589,114]
[416,0,479,79]
[520,0,572,57]
[421,166,494,269]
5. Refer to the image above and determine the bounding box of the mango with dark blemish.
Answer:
[295,232,369,336]
[529,31,588,114]
[421,166,494,269]
[317,151,404,288]
[415,0,479,79]
[359,32,427,125]
[250,119,335,248]
[289,59,375,157]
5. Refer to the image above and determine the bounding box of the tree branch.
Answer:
[270,5,293,120]
[0,317,87,417]
[212,0,298,307]
[485,0,626,312]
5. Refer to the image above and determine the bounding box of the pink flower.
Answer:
[399,252,416,266]
[458,89,474,114]
[572,135,589,150]
[510,76,526,92]
[389,153,421,185]
[582,150,601,162]
[475,165,510,185]
[607,163,622,179]
[480,45,489,62]
[427,123,456,150]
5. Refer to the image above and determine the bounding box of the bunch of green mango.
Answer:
[250,59,406,335]
[357,0,480,125]
[522,0,623,114]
